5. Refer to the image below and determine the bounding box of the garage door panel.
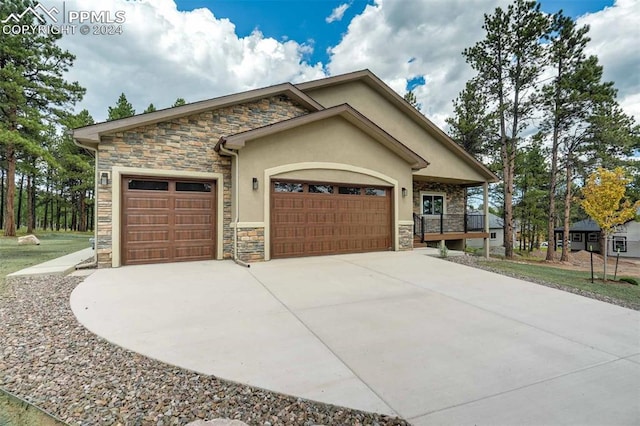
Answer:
[126,214,170,226]
[271,181,391,258]
[174,197,213,210]
[126,247,171,265]
[122,177,216,265]
[125,230,170,243]
[126,197,170,209]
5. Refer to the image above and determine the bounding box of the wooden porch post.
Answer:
[483,182,489,259]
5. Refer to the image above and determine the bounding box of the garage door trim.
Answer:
[263,162,399,260]
[110,166,224,267]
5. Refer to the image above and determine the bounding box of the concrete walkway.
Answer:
[70,251,640,425]
[7,247,94,278]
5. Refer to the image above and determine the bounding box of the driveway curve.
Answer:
[71,251,640,425]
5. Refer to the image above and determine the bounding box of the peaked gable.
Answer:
[297,70,497,184]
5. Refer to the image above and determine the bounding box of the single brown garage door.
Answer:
[271,180,392,258]
[122,177,216,265]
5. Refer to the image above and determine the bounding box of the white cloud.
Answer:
[578,0,640,121]
[54,0,638,128]
[58,0,325,122]
[327,0,639,128]
[326,3,350,23]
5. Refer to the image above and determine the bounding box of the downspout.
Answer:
[72,135,99,269]
[217,143,250,268]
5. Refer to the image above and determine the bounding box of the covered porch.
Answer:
[412,177,490,252]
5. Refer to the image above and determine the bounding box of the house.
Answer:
[466,212,504,249]
[73,70,497,267]
[554,210,640,258]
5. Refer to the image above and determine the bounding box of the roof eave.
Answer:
[72,83,323,144]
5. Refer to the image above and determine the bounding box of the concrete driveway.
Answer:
[71,251,640,425]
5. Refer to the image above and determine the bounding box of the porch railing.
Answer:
[414,213,485,238]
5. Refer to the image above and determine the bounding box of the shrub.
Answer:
[619,277,639,286]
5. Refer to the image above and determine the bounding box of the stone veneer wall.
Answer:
[237,227,265,262]
[412,181,466,233]
[96,96,308,266]
[398,224,414,250]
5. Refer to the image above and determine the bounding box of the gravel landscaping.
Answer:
[0,275,408,426]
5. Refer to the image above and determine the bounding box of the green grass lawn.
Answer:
[480,259,640,308]
[0,231,92,285]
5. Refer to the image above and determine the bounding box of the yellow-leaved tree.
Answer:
[581,167,640,281]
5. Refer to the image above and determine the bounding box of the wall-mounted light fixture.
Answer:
[252,177,258,190]
[100,172,110,186]
[401,187,407,197]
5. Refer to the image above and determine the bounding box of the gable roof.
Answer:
[216,104,429,170]
[555,218,600,233]
[296,70,498,183]
[73,83,323,148]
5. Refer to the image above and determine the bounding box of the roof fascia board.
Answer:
[72,83,323,143]
[297,70,498,182]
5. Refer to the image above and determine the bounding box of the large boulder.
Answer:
[17,235,40,245]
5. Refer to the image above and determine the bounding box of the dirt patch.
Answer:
[520,249,640,279]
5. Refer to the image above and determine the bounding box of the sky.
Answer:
[25,0,639,128]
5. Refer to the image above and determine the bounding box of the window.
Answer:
[490,232,497,240]
[364,188,385,196]
[421,194,444,215]
[176,182,211,192]
[128,180,168,191]
[309,184,333,194]
[571,233,583,242]
[613,236,627,253]
[587,233,599,243]
[338,186,361,195]
[274,182,303,192]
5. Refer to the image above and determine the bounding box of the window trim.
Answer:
[612,236,627,253]
[420,192,446,216]
[571,233,583,243]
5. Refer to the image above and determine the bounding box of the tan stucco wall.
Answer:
[237,115,414,223]
[305,81,488,183]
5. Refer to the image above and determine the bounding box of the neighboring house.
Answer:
[73,70,497,268]
[555,211,640,258]
[466,212,504,249]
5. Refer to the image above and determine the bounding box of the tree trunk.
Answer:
[16,173,24,231]
[78,190,87,232]
[561,163,572,262]
[0,167,4,230]
[27,174,34,234]
[603,231,608,280]
[4,145,17,236]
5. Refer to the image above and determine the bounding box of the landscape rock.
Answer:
[17,234,40,245]
[0,275,409,425]
[186,419,249,426]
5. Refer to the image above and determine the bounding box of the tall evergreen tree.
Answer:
[462,0,550,258]
[0,0,85,236]
[107,93,135,121]
[446,79,493,157]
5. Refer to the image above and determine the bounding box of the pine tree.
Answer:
[445,79,493,157]
[403,91,421,111]
[172,98,187,107]
[462,0,550,258]
[107,93,135,121]
[144,103,157,113]
[0,0,85,235]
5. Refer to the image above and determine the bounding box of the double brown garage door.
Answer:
[271,181,392,258]
[122,177,216,265]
